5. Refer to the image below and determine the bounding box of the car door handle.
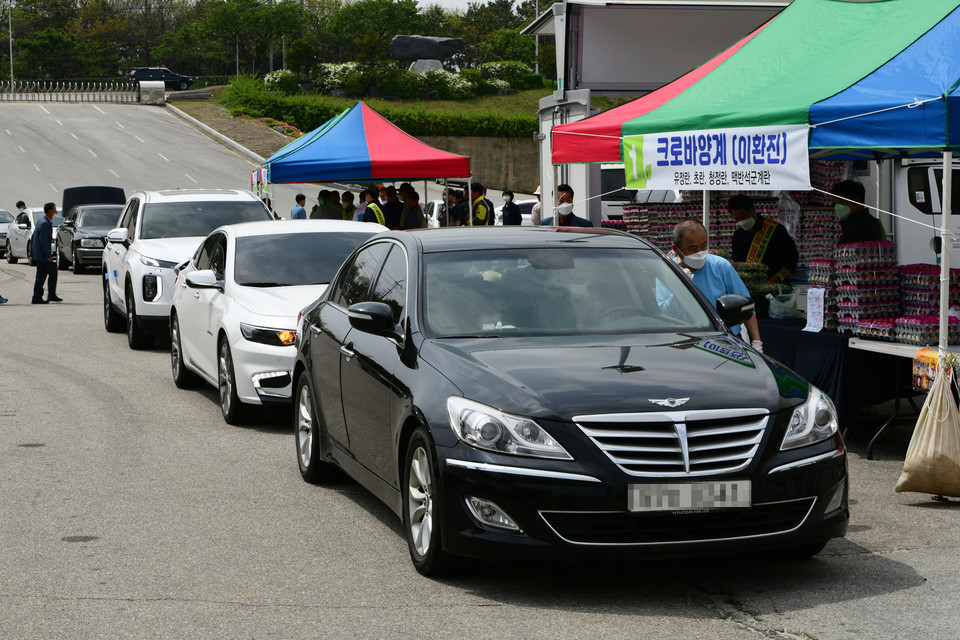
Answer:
[340,345,355,361]
[114,249,121,255]
[193,292,200,299]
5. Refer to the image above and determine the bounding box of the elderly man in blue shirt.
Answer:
[671,218,762,352]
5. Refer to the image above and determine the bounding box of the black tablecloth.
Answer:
[758,319,911,433]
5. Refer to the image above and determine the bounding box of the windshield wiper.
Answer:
[241,282,284,287]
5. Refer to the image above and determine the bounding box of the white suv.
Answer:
[102,189,273,349]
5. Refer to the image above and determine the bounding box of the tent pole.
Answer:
[939,149,953,356]
[467,177,473,226]
[702,191,710,240]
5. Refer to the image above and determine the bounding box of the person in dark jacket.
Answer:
[501,190,523,225]
[833,180,884,245]
[31,202,61,304]
[728,194,799,283]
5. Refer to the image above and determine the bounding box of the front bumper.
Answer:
[75,246,105,266]
[230,334,295,405]
[435,439,848,561]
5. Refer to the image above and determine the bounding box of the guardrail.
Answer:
[0,80,137,103]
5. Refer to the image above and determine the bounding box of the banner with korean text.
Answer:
[621,124,810,191]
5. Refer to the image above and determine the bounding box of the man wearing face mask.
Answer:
[539,184,593,227]
[672,219,762,351]
[728,194,798,283]
[501,189,522,225]
[832,180,884,245]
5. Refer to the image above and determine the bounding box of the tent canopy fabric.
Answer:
[262,101,471,184]
[552,0,960,164]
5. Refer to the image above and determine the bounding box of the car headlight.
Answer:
[782,386,839,450]
[240,322,297,346]
[139,255,178,268]
[446,397,572,460]
[80,238,103,248]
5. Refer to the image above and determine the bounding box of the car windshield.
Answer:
[140,201,269,239]
[234,231,376,286]
[79,207,122,228]
[31,210,64,226]
[0,210,11,223]
[423,248,714,337]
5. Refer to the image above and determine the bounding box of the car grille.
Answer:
[574,409,769,477]
[541,498,814,545]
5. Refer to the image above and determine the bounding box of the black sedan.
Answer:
[293,227,848,575]
[56,204,123,274]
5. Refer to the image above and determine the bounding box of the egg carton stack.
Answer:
[895,314,960,346]
[630,201,736,254]
[601,219,630,233]
[797,209,842,264]
[832,241,899,336]
[785,160,848,207]
[808,258,838,330]
[732,261,786,296]
[897,264,960,315]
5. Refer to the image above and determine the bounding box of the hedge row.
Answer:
[223,77,539,138]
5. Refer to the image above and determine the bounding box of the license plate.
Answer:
[628,481,751,512]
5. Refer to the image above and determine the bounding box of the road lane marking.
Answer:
[4,129,10,135]
[56,120,63,126]
[93,105,105,114]
[109,169,119,177]
[48,183,57,193]
[38,105,49,114]
[184,173,198,184]
[33,163,40,172]
[88,149,98,158]
[115,121,124,129]
[18,145,24,153]
[71,133,78,140]
[158,153,169,162]
[135,136,144,143]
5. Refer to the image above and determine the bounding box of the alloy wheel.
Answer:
[297,383,313,470]
[407,446,434,558]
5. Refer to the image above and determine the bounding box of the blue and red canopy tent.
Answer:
[252,100,472,203]
[552,0,960,352]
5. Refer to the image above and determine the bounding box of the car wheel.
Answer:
[5,241,16,264]
[218,338,247,424]
[72,247,85,274]
[125,285,152,350]
[295,372,339,483]
[171,314,202,389]
[103,277,124,332]
[56,242,69,270]
[179,81,189,90]
[403,428,454,576]
[26,241,35,266]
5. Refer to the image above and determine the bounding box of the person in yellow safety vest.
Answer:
[728,194,799,283]
[471,182,494,226]
[360,187,387,226]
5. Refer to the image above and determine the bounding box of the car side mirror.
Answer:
[347,301,401,339]
[63,220,75,228]
[716,294,755,327]
[185,269,223,292]
[18,223,28,230]
[106,228,129,244]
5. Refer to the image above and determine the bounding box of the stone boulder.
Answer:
[409,59,444,74]
[391,35,465,61]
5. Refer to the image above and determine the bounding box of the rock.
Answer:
[391,35,465,61]
[330,88,347,97]
[409,59,444,74]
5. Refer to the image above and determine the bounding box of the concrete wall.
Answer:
[420,136,539,194]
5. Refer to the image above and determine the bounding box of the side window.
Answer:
[16,212,28,225]
[372,246,407,324]
[210,236,227,281]
[118,199,138,232]
[335,242,390,308]
[195,233,220,270]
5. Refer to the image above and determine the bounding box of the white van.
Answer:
[599,163,681,220]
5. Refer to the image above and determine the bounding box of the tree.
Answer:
[488,27,535,66]
[322,0,421,63]
[18,27,80,78]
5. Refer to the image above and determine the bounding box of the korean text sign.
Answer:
[621,125,810,192]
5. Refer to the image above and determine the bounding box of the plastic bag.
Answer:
[895,365,960,497]
[766,288,801,320]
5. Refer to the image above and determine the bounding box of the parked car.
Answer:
[292,227,848,575]
[495,199,537,226]
[102,189,273,350]
[0,209,12,257]
[128,67,194,91]
[170,219,386,424]
[56,186,126,274]
[6,207,63,265]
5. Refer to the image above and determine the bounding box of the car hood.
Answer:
[136,237,205,262]
[233,284,328,320]
[420,332,808,420]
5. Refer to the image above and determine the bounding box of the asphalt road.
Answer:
[1,103,959,639]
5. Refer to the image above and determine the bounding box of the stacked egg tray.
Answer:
[897,264,960,314]
[808,258,836,287]
[834,265,898,287]
[786,160,847,206]
[798,210,842,266]
[732,261,772,294]
[833,240,897,267]
[895,315,960,346]
[854,318,897,341]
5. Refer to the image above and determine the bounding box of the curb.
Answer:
[165,103,265,165]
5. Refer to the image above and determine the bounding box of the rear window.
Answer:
[140,201,270,239]
[234,231,376,286]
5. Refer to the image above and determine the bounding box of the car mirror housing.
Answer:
[63,220,75,228]
[716,294,755,327]
[348,301,400,339]
[106,228,129,244]
[185,269,223,291]
[18,223,28,230]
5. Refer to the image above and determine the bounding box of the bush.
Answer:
[459,69,498,96]
[263,69,300,95]
[419,69,475,99]
[482,61,543,90]
[369,63,420,99]
[311,62,361,94]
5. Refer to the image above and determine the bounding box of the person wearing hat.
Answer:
[531,186,542,225]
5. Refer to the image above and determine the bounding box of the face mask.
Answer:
[835,204,851,221]
[681,250,709,270]
[557,203,574,216]
[342,201,350,208]
[504,196,512,203]
[737,217,756,231]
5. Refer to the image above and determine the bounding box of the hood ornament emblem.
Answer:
[649,398,689,408]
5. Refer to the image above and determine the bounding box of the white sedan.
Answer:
[169,219,386,424]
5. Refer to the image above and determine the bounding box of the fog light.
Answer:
[142,274,160,302]
[824,481,846,514]
[465,496,521,531]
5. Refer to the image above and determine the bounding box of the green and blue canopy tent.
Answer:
[552,0,960,352]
